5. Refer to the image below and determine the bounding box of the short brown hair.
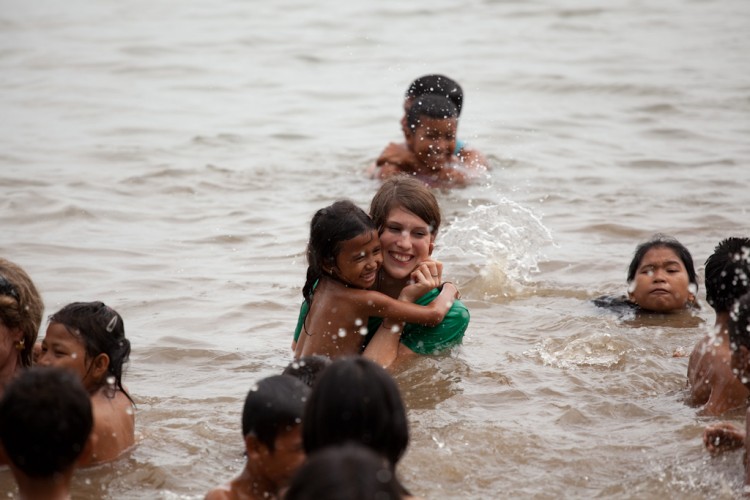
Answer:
[0,259,44,367]
[369,176,441,238]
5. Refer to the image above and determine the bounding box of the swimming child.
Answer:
[688,237,750,415]
[38,301,135,464]
[282,355,331,388]
[371,74,488,184]
[0,366,94,500]
[362,175,470,369]
[205,374,309,500]
[702,292,750,485]
[593,234,699,314]
[293,200,458,360]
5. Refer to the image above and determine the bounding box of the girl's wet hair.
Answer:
[370,175,441,240]
[406,94,458,134]
[626,234,698,290]
[705,237,750,312]
[302,357,410,495]
[405,74,463,116]
[48,301,133,403]
[0,259,44,368]
[303,200,376,305]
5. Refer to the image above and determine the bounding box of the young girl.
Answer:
[38,301,135,464]
[293,200,458,360]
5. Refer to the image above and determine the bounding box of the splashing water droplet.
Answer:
[338,328,347,338]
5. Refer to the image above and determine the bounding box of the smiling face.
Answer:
[379,206,435,281]
[406,116,457,170]
[627,246,694,313]
[330,229,382,289]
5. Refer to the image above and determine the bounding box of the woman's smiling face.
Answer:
[378,206,435,281]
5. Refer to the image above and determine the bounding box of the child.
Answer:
[702,292,750,484]
[371,74,488,184]
[0,258,44,395]
[282,355,331,388]
[205,374,310,500]
[301,357,412,498]
[38,301,135,464]
[363,175,470,369]
[688,237,750,415]
[593,234,699,314]
[292,200,458,360]
[284,444,403,500]
[0,366,94,500]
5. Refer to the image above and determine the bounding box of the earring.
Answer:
[14,338,25,351]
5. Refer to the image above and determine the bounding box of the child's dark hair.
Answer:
[626,234,698,290]
[0,366,93,478]
[285,443,403,500]
[282,355,332,388]
[242,374,309,451]
[48,301,133,404]
[406,74,463,116]
[405,94,459,135]
[705,237,750,313]
[303,200,376,305]
[729,292,750,351]
[302,357,410,495]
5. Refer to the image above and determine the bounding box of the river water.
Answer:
[1,0,749,498]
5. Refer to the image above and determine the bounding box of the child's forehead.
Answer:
[415,116,456,130]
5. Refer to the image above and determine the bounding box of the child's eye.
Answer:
[373,247,382,255]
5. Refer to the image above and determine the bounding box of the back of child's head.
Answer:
[729,292,750,351]
[405,74,463,116]
[284,443,403,500]
[48,301,132,402]
[0,258,44,368]
[242,374,310,451]
[0,366,93,478]
[626,234,698,289]
[405,94,459,136]
[303,200,376,304]
[282,355,332,388]
[302,357,409,472]
[369,175,442,238]
[705,237,750,312]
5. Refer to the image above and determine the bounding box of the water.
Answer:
[1,0,749,497]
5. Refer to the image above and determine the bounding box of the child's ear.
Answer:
[90,353,110,381]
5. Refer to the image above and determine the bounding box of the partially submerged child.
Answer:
[205,374,309,500]
[0,366,94,500]
[688,237,750,415]
[292,200,458,359]
[371,93,485,187]
[282,355,331,388]
[593,234,699,315]
[702,292,750,485]
[38,301,135,464]
[371,74,488,185]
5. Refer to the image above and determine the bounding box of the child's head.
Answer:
[404,95,459,170]
[303,200,381,303]
[705,237,750,313]
[0,258,44,369]
[403,74,463,119]
[729,292,750,389]
[0,366,93,479]
[625,234,698,313]
[302,357,409,475]
[370,176,442,281]
[284,444,403,500]
[282,355,332,388]
[40,302,132,402]
[242,375,310,488]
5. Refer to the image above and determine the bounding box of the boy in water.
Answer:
[0,367,94,500]
[702,292,750,485]
[205,375,310,500]
[687,237,750,415]
[371,74,488,185]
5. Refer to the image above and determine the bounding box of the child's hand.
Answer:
[703,422,746,455]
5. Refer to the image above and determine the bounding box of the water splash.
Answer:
[436,199,554,299]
